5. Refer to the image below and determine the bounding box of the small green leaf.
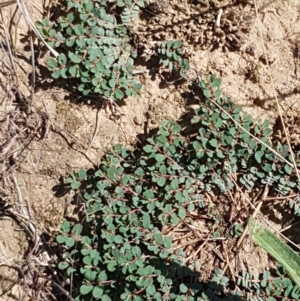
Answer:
[90,249,99,259]
[69,53,81,63]
[48,58,57,69]
[58,53,67,65]
[144,145,155,153]
[81,236,92,245]
[163,236,172,249]
[70,181,81,190]
[216,149,225,158]
[170,213,179,225]
[80,285,93,295]
[65,237,75,247]
[66,37,75,47]
[203,89,211,98]
[255,151,263,163]
[93,286,104,298]
[98,271,108,282]
[209,139,218,148]
[211,77,221,88]
[72,224,83,236]
[173,40,182,49]
[172,124,181,134]
[109,79,116,88]
[60,68,68,79]
[67,13,74,22]
[212,112,223,128]
[214,89,222,98]
[180,283,188,293]
[114,235,123,244]
[58,262,69,270]
[56,235,66,244]
[167,40,174,48]
[155,233,164,245]
[85,270,97,282]
[284,164,293,175]
[157,177,166,187]
[80,13,89,21]
[51,70,61,79]
[69,65,78,77]
[155,154,166,163]
[74,24,84,35]
[67,267,76,276]
[178,207,186,219]
[107,261,117,272]
[78,169,86,180]
[113,89,124,100]
[61,221,71,233]
[146,284,156,296]
[102,294,112,301]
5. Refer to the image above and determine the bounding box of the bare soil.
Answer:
[1,0,300,299]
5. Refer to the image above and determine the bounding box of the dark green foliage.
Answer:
[157,40,190,77]
[36,0,149,100]
[193,76,300,204]
[56,75,300,300]
[36,2,190,101]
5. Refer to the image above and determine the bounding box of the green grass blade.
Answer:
[248,217,300,288]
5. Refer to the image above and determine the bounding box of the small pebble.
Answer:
[133,115,143,125]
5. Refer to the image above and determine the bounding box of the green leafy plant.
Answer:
[56,75,300,300]
[189,76,300,203]
[36,0,150,100]
[65,169,87,190]
[157,40,190,77]
[248,217,300,288]
[229,223,243,238]
[117,0,150,25]
[236,268,300,300]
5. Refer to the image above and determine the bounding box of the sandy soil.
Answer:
[0,0,300,299]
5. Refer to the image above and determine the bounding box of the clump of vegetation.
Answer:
[56,75,300,300]
[249,217,300,289]
[35,0,189,101]
[157,40,190,77]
